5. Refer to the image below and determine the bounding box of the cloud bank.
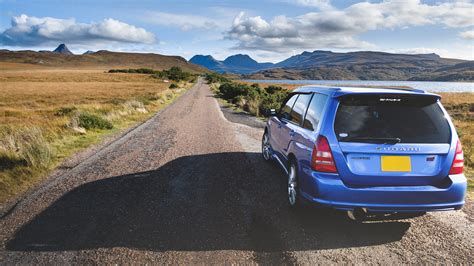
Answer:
[228,0,474,52]
[0,14,155,46]
[142,11,220,31]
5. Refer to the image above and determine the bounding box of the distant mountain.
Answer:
[274,50,447,69]
[243,50,471,81]
[189,54,274,74]
[83,50,95,55]
[189,55,227,73]
[0,49,206,73]
[53,44,73,55]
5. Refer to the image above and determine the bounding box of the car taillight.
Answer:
[311,135,337,173]
[449,139,464,175]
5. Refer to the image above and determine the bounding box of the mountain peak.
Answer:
[224,54,253,60]
[189,55,225,72]
[223,54,259,68]
[190,54,217,61]
[53,44,73,55]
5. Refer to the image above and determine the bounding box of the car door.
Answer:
[278,93,313,166]
[283,93,313,157]
[297,93,329,194]
[270,93,299,163]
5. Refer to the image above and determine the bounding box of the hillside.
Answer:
[0,49,206,72]
[408,61,474,81]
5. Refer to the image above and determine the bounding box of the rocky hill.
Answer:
[0,48,206,72]
[52,44,73,55]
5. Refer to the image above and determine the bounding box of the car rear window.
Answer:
[334,94,451,144]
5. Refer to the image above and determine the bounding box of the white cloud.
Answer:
[142,11,220,31]
[227,0,474,52]
[459,30,474,40]
[0,14,155,46]
[293,0,332,10]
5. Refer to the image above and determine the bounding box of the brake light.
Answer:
[311,135,337,173]
[449,140,464,175]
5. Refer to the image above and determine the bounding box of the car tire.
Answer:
[288,160,301,209]
[262,131,272,162]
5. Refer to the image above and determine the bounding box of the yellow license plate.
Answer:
[381,156,412,172]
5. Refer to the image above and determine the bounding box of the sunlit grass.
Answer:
[0,67,193,204]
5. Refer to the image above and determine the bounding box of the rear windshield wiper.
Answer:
[342,137,401,144]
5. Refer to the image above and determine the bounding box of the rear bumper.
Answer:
[302,172,467,212]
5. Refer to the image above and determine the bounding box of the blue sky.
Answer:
[1,0,473,62]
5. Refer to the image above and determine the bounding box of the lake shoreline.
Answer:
[242,79,474,93]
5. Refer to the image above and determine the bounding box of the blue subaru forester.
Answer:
[262,86,466,215]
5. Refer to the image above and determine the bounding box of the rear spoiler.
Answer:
[336,93,442,107]
[333,90,441,100]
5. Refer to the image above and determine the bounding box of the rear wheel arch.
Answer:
[288,153,303,190]
[287,153,302,208]
[287,153,297,172]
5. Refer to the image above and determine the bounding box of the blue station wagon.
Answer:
[262,86,466,216]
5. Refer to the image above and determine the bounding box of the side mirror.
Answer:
[264,109,277,117]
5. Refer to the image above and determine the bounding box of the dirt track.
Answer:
[1,78,472,264]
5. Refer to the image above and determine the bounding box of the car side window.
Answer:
[279,94,299,121]
[303,93,328,131]
[290,93,312,125]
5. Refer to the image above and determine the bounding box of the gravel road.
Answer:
[1,78,472,264]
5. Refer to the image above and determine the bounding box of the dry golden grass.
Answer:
[0,70,171,125]
[0,64,193,204]
[438,93,474,191]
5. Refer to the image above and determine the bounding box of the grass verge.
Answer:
[0,66,195,204]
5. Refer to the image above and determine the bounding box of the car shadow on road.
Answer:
[7,152,411,253]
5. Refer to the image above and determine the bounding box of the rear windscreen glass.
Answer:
[334,94,451,143]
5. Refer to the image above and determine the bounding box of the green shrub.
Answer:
[109,67,194,82]
[217,81,289,117]
[265,85,284,94]
[134,68,157,74]
[169,83,178,89]
[260,90,289,114]
[77,112,113,130]
[108,68,159,74]
[218,83,249,101]
[54,106,77,116]
[162,66,190,81]
[204,73,230,83]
